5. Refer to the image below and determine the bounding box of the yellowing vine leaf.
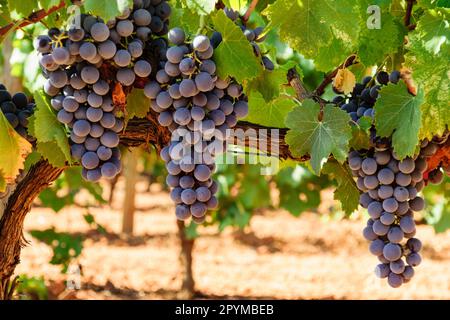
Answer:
[333,68,356,94]
[0,170,5,193]
[0,112,32,184]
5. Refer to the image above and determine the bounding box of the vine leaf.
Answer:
[126,88,151,121]
[83,0,132,22]
[314,38,351,72]
[246,61,298,102]
[0,112,32,184]
[171,4,201,35]
[285,100,352,174]
[349,117,372,151]
[36,141,68,168]
[39,0,62,8]
[405,8,450,140]
[374,82,424,159]
[263,0,360,59]
[357,1,406,66]
[212,10,262,83]
[333,68,356,95]
[222,0,247,11]
[7,0,38,17]
[246,93,296,128]
[323,160,359,215]
[29,90,72,167]
[0,170,5,193]
[415,8,450,55]
[183,0,217,15]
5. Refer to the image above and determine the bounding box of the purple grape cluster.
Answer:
[333,70,401,123]
[336,71,428,287]
[35,1,172,181]
[222,7,274,71]
[351,149,426,288]
[0,84,36,142]
[147,29,249,223]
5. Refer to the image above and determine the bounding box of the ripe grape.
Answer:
[369,239,385,256]
[91,22,110,42]
[81,151,100,169]
[377,168,395,185]
[406,253,422,267]
[176,204,191,220]
[387,272,403,288]
[373,220,389,236]
[374,264,390,278]
[390,259,405,274]
[361,158,377,175]
[399,216,416,234]
[383,243,402,262]
[100,131,119,148]
[387,227,404,244]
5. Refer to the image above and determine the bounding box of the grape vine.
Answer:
[0,0,448,296]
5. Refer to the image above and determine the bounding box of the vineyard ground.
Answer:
[16,178,450,300]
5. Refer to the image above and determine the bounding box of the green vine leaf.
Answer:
[83,0,132,22]
[349,124,371,151]
[8,0,38,17]
[171,4,201,35]
[246,93,296,128]
[357,9,406,66]
[246,61,298,102]
[263,0,360,59]
[323,160,360,215]
[285,100,352,174]
[212,10,263,82]
[183,0,217,15]
[29,90,71,167]
[374,82,424,159]
[414,8,450,55]
[39,0,62,8]
[405,8,450,140]
[126,88,151,120]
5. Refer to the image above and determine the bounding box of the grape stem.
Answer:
[0,1,66,40]
[287,67,309,102]
[404,0,415,28]
[196,15,206,35]
[243,0,259,23]
[314,55,359,96]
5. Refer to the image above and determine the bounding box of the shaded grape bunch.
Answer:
[148,29,249,223]
[334,70,401,124]
[419,132,450,184]
[35,1,172,182]
[222,7,274,71]
[0,84,36,142]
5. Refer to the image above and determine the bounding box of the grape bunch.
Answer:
[419,132,450,183]
[35,1,172,181]
[146,28,249,223]
[336,71,427,287]
[351,149,426,288]
[0,84,35,142]
[333,70,401,123]
[222,7,274,71]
